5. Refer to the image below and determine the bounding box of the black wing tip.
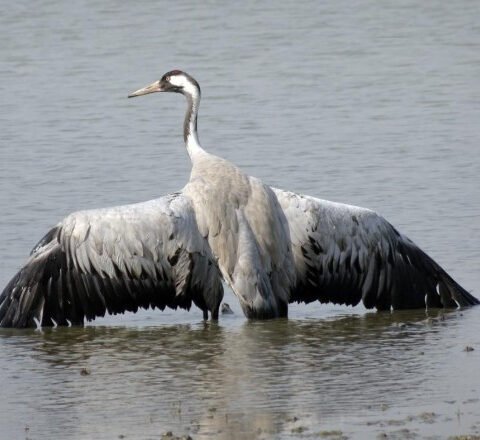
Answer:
[442,277,479,308]
[0,284,39,329]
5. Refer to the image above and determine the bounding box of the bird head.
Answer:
[128,70,200,98]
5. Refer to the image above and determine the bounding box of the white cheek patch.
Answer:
[170,74,199,97]
[184,81,199,97]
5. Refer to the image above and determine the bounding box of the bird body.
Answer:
[0,70,477,328]
[184,152,295,317]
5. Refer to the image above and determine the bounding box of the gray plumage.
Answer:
[0,194,223,327]
[0,70,477,328]
[273,189,478,309]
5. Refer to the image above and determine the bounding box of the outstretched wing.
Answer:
[0,193,223,328]
[273,188,478,310]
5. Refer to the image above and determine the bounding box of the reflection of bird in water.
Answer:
[221,303,234,315]
[0,70,477,328]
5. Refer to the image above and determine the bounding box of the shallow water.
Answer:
[1,0,479,439]
[2,308,480,439]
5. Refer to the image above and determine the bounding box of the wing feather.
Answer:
[0,193,223,328]
[273,188,478,310]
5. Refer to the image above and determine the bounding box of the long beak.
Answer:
[128,80,162,98]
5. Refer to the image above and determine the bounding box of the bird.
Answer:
[0,70,477,328]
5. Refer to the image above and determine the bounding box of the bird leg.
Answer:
[211,305,219,321]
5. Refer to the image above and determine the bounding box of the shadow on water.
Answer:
[0,308,472,439]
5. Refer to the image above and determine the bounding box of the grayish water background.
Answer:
[0,0,479,438]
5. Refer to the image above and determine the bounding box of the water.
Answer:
[0,0,479,438]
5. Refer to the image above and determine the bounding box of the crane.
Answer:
[0,70,477,328]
